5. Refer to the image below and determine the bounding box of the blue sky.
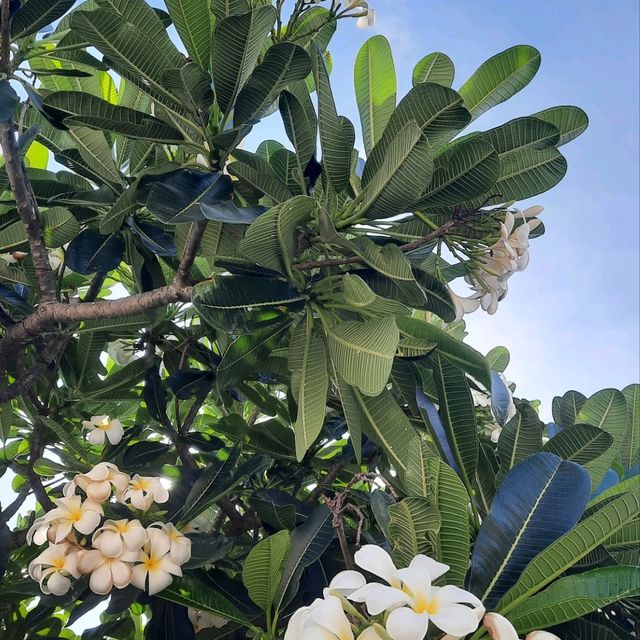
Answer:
[296,0,640,416]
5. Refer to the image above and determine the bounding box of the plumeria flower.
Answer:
[78,547,137,595]
[120,474,169,511]
[449,287,481,321]
[483,613,560,640]
[187,609,229,633]
[92,519,147,558]
[27,515,60,546]
[147,522,192,566]
[484,422,503,443]
[345,546,484,640]
[45,495,104,542]
[82,415,124,446]
[131,533,183,595]
[356,7,375,28]
[284,594,382,640]
[68,462,130,502]
[28,542,80,596]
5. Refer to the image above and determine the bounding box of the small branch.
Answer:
[0,482,30,523]
[305,459,346,504]
[174,221,207,288]
[28,419,54,511]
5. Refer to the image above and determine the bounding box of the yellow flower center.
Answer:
[68,507,82,522]
[413,594,439,615]
[143,555,161,572]
[133,478,150,491]
[116,521,130,533]
[52,556,66,570]
[98,420,112,431]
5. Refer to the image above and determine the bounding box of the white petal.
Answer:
[386,607,429,640]
[75,510,102,535]
[483,613,519,640]
[525,632,561,640]
[78,549,104,575]
[87,429,106,445]
[94,531,123,558]
[131,564,148,591]
[123,525,147,551]
[395,565,431,601]
[110,559,133,589]
[523,205,544,218]
[89,560,113,595]
[354,545,398,586]
[327,570,367,596]
[85,481,112,502]
[148,529,172,556]
[46,571,72,596]
[349,583,410,615]
[435,585,484,609]
[431,603,482,636]
[357,629,385,640]
[408,554,450,580]
[148,569,174,595]
[106,425,124,445]
[309,596,352,639]
[169,541,191,566]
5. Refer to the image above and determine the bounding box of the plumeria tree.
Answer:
[0,1,637,639]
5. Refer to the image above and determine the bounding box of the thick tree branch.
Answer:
[1,2,57,305]
[175,221,207,288]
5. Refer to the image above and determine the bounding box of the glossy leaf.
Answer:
[496,403,543,483]
[65,229,125,275]
[531,105,589,146]
[544,424,613,465]
[468,452,591,607]
[413,52,455,87]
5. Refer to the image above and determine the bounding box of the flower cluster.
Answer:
[27,462,187,597]
[452,206,543,318]
[82,415,124,446]
[286,545,484,640]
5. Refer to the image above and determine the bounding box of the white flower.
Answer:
[187,609,229,633]
[484,423,503,443]
[346,546,484,640]
[120,474,169,511]
[284,594,377,640]
[106,339,138,366]
[78,547,137,595]
[28,542,81,595]
[356,8,375,28]
[92,519,147,558]
[483,613,560,640]
[147,522,192,566]
[48,247,65,272]
[44,495,104,542]
[449,287,481,321]
[82,415,124,446]
[67,462,130,502]
[131,533,183,595]
[325,569,367,597]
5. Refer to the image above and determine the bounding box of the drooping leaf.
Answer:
[65,229,125,275]
[42,91,184,143]
[468,452,592,608]
[279,90,317,167]
[458,45,541,120]
[242,530,290,613]
[327,316,399,397]
[211,6,277,114]
[413,52,454,87]
[388,497,440,567]
[354,35,397,155]
[11,0,76,39]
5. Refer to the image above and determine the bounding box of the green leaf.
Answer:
[211,0,250,19]
[327,316,399,396]
[211,6,277,114]
[531,105,589,146]
[405,436,431,497]
[239,195,316,280]
[505,566,640,635]
[356,388,417,477]
[621,383,639,468]
[311,45,354,192]
[228,149,294,203]
[11,0,76,39]
[557,390,587,428]
[480,116,560,156]
[413,52,454,87]
[544,424,613,465]
[234,43,311,126]
[42,92,184,143]
[486,346,510,372]
[497,403,543,484]
[396,316,491,388]
[280,90,317,166]
[458,45,541,120]
[388,497,440,567]
[292,316,329,461]
[192,276,307,333]
[360,121,433,219]
[428,351,478,491]
[363,83,471,183]
[242,530,290,612]
[65,127,123,185]
[497,490,640,614]
[427,456,470,586]
[334,375,365,464]
[217,322,291,389]
[164,0,213,69]
[159,574,250,625]
[99,186,139,235]
[354,35,397,155]
[0,80,19,122]
[348,240,414,283]
[274,506,334,610]
[577,389,629,489]
[0,206,79,250]
[417,138,499,207]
